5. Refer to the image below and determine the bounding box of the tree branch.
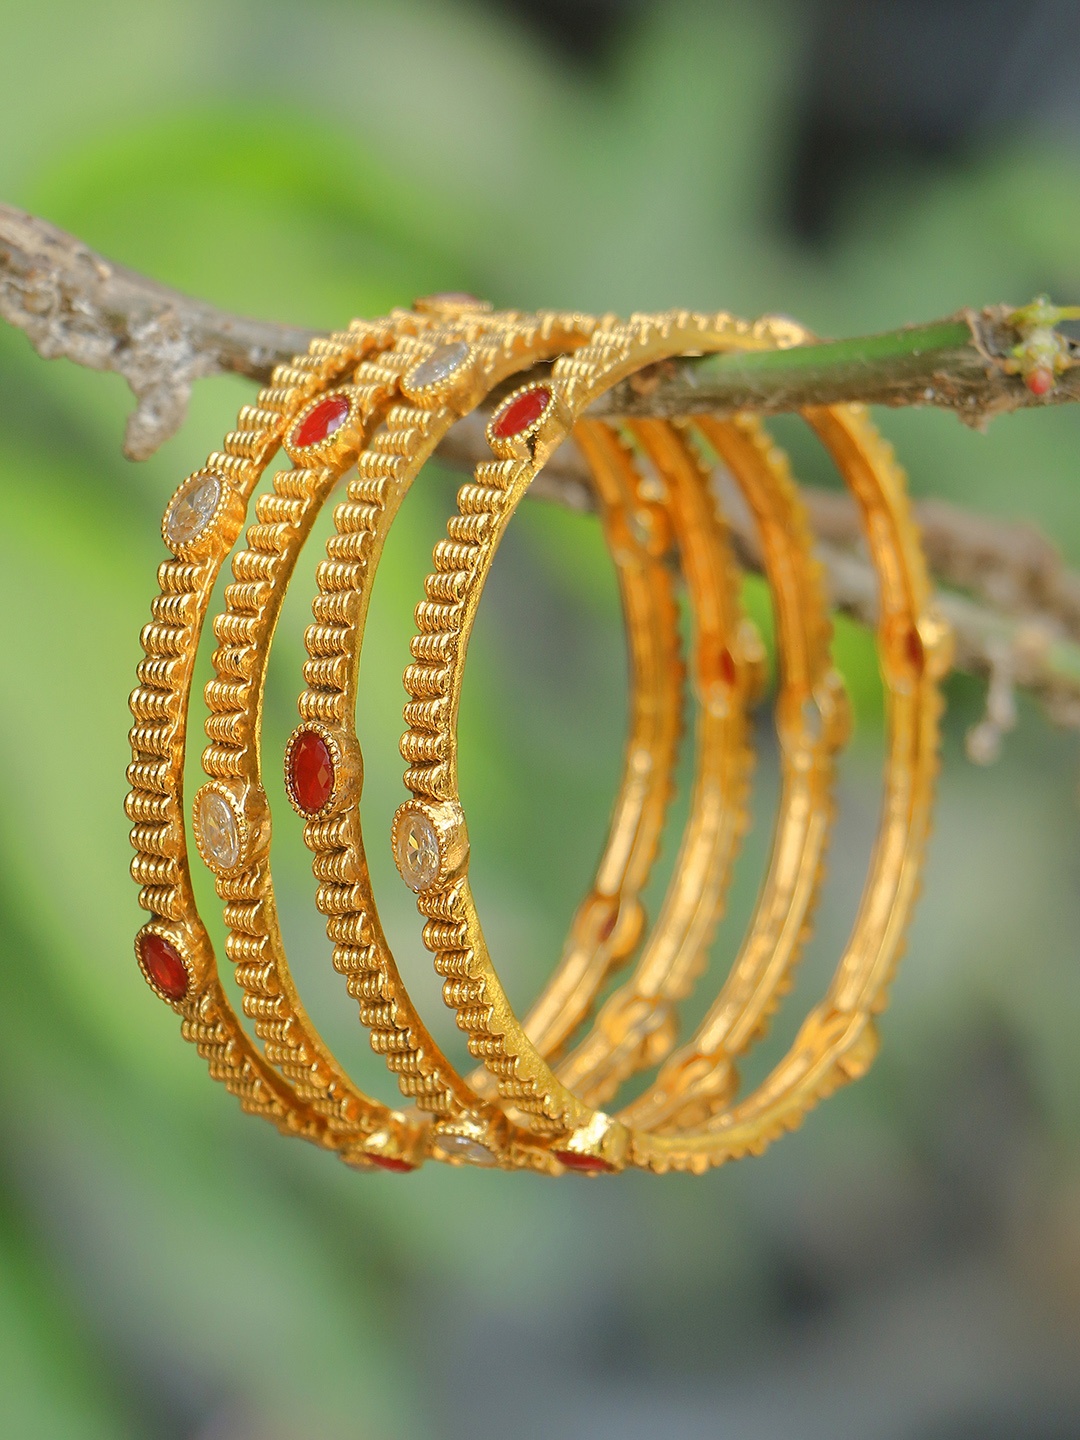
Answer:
[3,202,1079,749]
[0,204,316,459]
[592,304,1080,429]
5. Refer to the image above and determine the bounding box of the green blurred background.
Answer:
[3,1,1080,1436]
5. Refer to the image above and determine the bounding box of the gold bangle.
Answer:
[558,409,844,1115]
[127,302,476,1169]
[464,420,685,1079]
[395,309,808,1165]
[540,412,756,1104]
[198,302,606,1172]
[623,402,951,1170]
[396,310,948,1172]
[616,411,845,1130]
[295,309,738,1169]
[460,413,759,1109]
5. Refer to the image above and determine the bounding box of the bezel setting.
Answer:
[391,798,469,893]
[485,381,566,459]
[551,1113,628,1174]
[161,470,241,560]
[192,780,257,877]
[284,387,363,467]
[135,924,194,1006]
[400,339,476,408]
[885,609,952,690]
[780,669,852,761]
[361,1123,424,1173]
[431,1119,501,1167]
[284,722,344,820]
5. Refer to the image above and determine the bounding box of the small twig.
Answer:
[965,639,1018,766]
[0,205,315,459]
[3,202,1080,742]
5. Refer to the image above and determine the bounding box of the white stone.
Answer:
[395,811,441,891]
[434,1132,497,1166]
[408,340,470,391]
[801,696,823,742]
[164,472,222,550]
[197,788,242,871]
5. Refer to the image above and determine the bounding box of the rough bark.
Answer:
[3,201,1079,754]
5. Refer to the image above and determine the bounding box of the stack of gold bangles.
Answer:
[126,296,951,1175]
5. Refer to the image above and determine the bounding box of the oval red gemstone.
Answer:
[598,905,619,943]
[289,728,335,814]
[905,625,925,674]
[554,1150,615,1173]
[139,931,189,1002]
[370,1154,416,1173]
[492,386,551,439]
[293,394,351,449]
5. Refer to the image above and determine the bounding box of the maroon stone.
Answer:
[289,728,335,815]
[491,386,551,439]
[554,1150,615,1173]
[370,1154,416,1173]
[905,625,925,674]
[293,394,351,449]
[598,905,619,943]
[139,931,188,1002]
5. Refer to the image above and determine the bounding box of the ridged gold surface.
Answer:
[127,315,427,1163]
[127,299,947,1176]
[399,312,948,1170]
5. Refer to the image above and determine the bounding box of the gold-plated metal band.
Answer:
[396,311,805,1164]
[618,412,844,1130]
[295,309,727,1168]
[199,305,603,1172]
[543,415,755,1105]
[558,410,844,1117]
[398,310,948,1171]
[624,402,950,1170]
[127,314,430,1162]
[456,412,763,1118]
[467,421,685,1076]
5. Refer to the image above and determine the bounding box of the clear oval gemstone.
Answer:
[164,473,222,550]
[408,340,470,392]
[801,696,823,742]
[434,1132,497,1166]
[395,811,441,891]
[197,788,242,871]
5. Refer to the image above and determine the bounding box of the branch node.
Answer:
[965,638,1019,765]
